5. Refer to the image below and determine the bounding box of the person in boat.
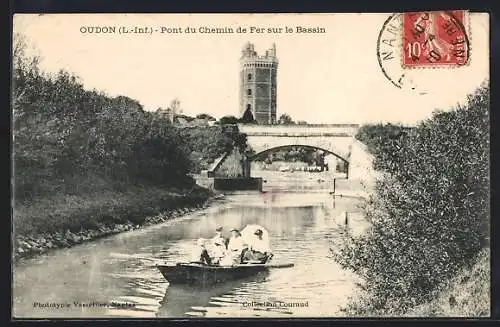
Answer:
[212,226,229,249]
[227,228,248,264]
[190,238,212,265]
[211,236,228,265]
[243,229,272,263]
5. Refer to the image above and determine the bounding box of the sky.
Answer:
[13,13,489,125]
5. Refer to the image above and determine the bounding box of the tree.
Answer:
[196,113,216,121]
[113,96,143,113]
[355,123,413,171]
[278,113,294,125]
[175,114,195,122]
[12,32,252,202]
[218,115,240,125]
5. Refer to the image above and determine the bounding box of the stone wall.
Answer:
[213,177,263,191]
[196,171,215,190]
[347,139,379,191]
[213,148,247,178]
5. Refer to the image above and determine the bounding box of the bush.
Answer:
[217,115,240,125]
[178,126,247,173]
[355,123,413,171]
[334,84,490,314]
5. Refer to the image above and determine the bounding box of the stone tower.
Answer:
[239,42,278,124]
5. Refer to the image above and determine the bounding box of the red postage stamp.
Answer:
[402,11,469,67]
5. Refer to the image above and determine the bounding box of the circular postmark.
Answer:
[376,11,470,94]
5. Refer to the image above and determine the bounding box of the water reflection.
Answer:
[158,272,270,317]
[13,193,368,318]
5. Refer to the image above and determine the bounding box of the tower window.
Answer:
[247,104,251,111]
[248,73,252,80]
[247,89,252,96]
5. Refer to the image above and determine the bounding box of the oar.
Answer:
[108,252,167,266]
[141,257,168,267]
[266,263,294,268]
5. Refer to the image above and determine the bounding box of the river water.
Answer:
[13,174,369,318]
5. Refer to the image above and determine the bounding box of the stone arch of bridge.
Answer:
[249,144,349,164]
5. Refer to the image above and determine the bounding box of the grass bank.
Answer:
[13,182,215,262]
[406,247,490,317]
[340,247,490,317]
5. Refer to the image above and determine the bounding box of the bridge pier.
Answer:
[243,155,251,178]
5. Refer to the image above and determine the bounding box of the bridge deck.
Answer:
[239,124,358,138]
[242,132,354,137]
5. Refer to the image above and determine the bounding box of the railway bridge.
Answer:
[199,124,376,194]
[237,124,373,180]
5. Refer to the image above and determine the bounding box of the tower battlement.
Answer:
[239,42,278,125]
[241,42,278,62]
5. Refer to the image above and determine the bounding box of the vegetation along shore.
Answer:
[333,83,490,317]
[12,34,244,261]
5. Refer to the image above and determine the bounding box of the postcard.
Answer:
[12,12,490,318]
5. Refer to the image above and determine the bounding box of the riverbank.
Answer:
[13,185,221,262]
[340,247,490,317]
[405,247,490,317]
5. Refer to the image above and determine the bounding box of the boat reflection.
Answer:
[157,270,270,317]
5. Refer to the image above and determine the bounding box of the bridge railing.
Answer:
[238,124,359,136]
[241,132,354,137]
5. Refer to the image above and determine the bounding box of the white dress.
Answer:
[249,237,271,253]
[211,244,227,263]
[228,236,247,252]
[190,247,203,262]
[227,236,247,264]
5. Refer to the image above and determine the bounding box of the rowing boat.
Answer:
[156,262,294,285]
